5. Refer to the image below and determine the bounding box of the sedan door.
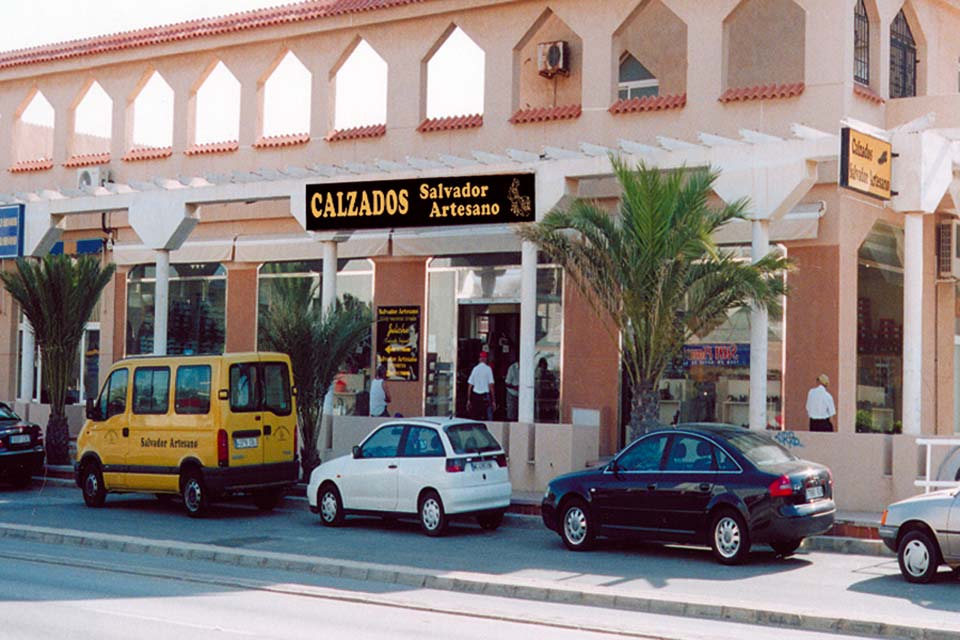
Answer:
[590,433,669,534]
[339,424,404,512]
[396,426,446,513]
[946,492,960,561]
[654,435,718,538]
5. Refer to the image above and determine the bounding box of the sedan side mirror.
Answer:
[608,458,620,474]
[352,445,362,459]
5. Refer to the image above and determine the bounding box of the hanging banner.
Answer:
[306,173,535,231]
[0,204,25,259]
[840,127,893,200]
[376,306,420,381]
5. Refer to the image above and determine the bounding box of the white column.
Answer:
[749,219,770,430]
[153,250,170,356]
[321,241,337,422]
[519,241,537,423]
[902,212,923,435]
[19,319,35,402]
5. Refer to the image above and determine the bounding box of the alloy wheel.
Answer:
[714,516,741,558]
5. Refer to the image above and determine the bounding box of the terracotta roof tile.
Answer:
[853,83,885,105]
[509,104,582,125]
[253,132,311,148]
[609,93,686,115]
[718,82,805,104]
[123,146,173,162]
[325,124,386,142]
[64,152,111,168]
[417,114,483,133]
[9,158,53,173]
[0,0,426,70]
[185,140,239,156]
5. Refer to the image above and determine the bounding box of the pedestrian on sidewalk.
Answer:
[806,373,836,432]
[467,350,496,421]
[369,364,392,417]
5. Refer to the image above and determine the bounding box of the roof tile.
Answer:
[609,93,686,115]
[417,114,483,133]
[325,124,386,142]
[253,132,311,148]
[185,140,239,156]
[718,82,805,104]
[509,104,582,125]
[123,146,173,162]
[64,152,111,168]
[853,83,885,105]
[9,158,53,173]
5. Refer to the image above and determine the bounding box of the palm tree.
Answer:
[518,157,789,442]
[0,254,116,465]
[259,277,372,477]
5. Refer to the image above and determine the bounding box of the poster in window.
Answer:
[376,306,420,381]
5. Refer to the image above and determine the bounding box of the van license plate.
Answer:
[805,485,824,501]
[471,460,494,471]
[235,437,258,449]
[9,434,30,445]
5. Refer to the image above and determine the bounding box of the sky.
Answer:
[4,1,483,143]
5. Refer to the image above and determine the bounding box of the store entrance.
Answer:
[455,303,519,420]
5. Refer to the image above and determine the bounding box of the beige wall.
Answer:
[614,0,687,98]
[724,0,806,90]
[225,265,258,353]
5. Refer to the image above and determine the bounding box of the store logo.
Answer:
[508,178,533,218]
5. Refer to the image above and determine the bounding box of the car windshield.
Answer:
[0,403,19,421]
[445,423,501,454]
[722,431,797,466]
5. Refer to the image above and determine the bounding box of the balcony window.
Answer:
[854,0,870,85]
[618,54,659,100]
[889,10,917,98]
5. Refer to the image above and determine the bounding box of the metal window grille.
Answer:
[854,0,870,85]
[889,10,917,98]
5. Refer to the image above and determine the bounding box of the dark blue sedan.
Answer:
[541,424,835,564]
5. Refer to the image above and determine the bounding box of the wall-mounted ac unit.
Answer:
[76,166,110,190]
[537,41,570,78]
[936,220,960,279]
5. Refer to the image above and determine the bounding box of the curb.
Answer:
[0,522,950,640]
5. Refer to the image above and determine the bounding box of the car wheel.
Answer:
[898,529,940,584]
[181,470,208,518]
[711,509,751,565]
[560,498,595,551]
[771,538,802,558]
[253,488,283,511]
[80,461,106,508]
[419,490,448,537]
[318,484,345,527]
[477,510,505,531]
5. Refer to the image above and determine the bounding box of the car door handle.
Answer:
[122,428,129,437]
[388,464,398,469]
[263,425,272,436]
[698,483,712,492]
[646,483,657,491]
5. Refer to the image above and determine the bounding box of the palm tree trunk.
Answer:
[46,415,71,466]
[628,380,662,443]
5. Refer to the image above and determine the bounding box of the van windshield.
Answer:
[444,423,501,454]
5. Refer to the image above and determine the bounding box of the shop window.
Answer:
[15,90,54,164]
[856,222,903,433]
[126,263,226,356]
[854,0,870,85]
[194,60,240,145]
[262,50,311,138]
[424,26,484,119]
[20,318,100,405]
[612,1,685,100]
[723,0,805,90]
[618,54,659,100]
[72,80,112,157]
[130,71,173,150]
[889,10,917,99]
[332,39,387,131]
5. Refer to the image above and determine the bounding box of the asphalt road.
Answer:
[1,482,959,637]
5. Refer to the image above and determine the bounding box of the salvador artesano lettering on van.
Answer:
[140,437,199,449]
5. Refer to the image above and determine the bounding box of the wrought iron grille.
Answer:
[854,0,870,85]
[889,10,917,98]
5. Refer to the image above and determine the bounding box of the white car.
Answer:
[307,418,512,536]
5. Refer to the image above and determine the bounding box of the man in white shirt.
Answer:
[806,373,836,432]
[467,351,496,421]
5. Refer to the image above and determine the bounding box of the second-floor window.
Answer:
[618,54,659,100]
[889,10,917,98]
[854,0,870,85]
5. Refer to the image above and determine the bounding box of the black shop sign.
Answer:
[306,173,535,231]
[376,306,420,381]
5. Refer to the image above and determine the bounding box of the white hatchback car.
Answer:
[307,418,512,536]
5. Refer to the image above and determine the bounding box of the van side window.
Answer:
[98,369,129,419]
[230,363,259,412]
[262,363,292,416]
[175,365,211,415]
[133,367,170,414]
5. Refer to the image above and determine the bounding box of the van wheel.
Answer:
[254,488,283,511]
[181,470,208,518]
[419,490,448,537]
[81,462,106,508]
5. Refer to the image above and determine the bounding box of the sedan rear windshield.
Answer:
[722,431,796,466]
[0,403,20,421]
[445,423,501,454]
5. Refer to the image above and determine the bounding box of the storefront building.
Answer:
[2,0,960,509]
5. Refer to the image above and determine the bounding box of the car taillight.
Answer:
[446,458,466,473]
[494,454,507,467]
[768,475,793,497]
[218,429,229,467]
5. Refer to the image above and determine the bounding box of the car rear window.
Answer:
[0,403,19,420]
[722,431,796,466]
[445,423,501,454]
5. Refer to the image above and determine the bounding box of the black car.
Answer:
[0,402,43,488]
[541,423,835,564]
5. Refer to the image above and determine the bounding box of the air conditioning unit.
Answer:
[936,220,960,279]
[537,41,570,78]
[76,166,110,190]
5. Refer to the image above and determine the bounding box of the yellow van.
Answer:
[75,352,298,517]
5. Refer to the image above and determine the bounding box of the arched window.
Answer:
[889,10,917,98]
[618,54,659,100]
[854,0,870,85]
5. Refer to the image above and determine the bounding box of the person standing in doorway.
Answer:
[369,364,392,417]
[467,351,496,421]
[806,373,836,432]
[504,357,519,421]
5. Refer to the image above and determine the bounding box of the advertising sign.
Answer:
[840,127,893,200]
[306,173,535,232]
[0,204,25,259]
[376,306,420,381]
[682,343,750,369]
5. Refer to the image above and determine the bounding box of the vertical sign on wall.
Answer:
[0,204,25,259]
[376,306,420,381]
